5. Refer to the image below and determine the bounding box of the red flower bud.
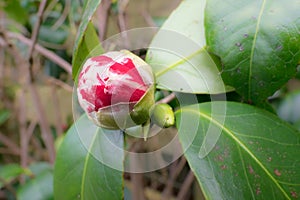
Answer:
[77,50,155,129]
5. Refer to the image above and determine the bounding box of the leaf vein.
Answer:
[155,48,205,77]
[232,132,300,146]
[238,146,256,199]
[248,0,267,99]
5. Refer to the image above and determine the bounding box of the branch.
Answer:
[51,85,63,136]
[27,0,47,56]
[130,141,146,200]
[157,93,176,104]
[141,10,156,27]
[0,148,19,155]
[46,76,73,92]
[51,0,70,30]
[131,173,146,200]
[177,170,195,200]
[1,30,56,163]
[162,156,186,199]
[27,0,48,81]
[28,83,56,163]
[97,0,111,41]
[117,0,130,48]
[0,132,20,155]
[18,89,29,169]
[0,42,5,99]
[7,32,72,74]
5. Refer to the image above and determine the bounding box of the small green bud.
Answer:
[151,103,175,128]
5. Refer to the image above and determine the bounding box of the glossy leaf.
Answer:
[205,0,300,103]
[72,0,104,80]
[0,164,27,188]
[54,115,124,200]
[146,0,229,94]
[176,102,300,199]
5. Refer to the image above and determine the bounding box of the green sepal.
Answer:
[94,85,155,130]
[130,85,155,125]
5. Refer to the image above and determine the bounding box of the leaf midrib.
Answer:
[179,107,291,199]
[238,146,256,199]
[248,0,267,99]
[154,47,206,77]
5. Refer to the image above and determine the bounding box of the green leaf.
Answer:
[0,164,27,189]
[0,110,10,126]
[17,169,53,200]
[39,25,68,44]
[54,115,124,200]
[28,162,53,177]
[146,0,230,94]
[72,0,104,80]
[295,121,300,131]
[205,0,300,103]
[176,102,300,199]
[1,0,29,25]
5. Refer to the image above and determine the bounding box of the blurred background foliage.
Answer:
[0,0,299,199]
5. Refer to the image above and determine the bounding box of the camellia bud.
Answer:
[77,50,155,130]
[151,103,175,128]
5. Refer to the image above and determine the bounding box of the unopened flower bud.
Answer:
[77,50,155,130]
[151,103,175,128]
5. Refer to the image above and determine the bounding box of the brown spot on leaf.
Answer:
[216,155,224,162]
[256,187,261,195]
[291,191,298,198]
[221,165,227,170]
[249,165,254,174]
[274,169,281,176]
[214,145,220,150]
[267,157,272,162]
